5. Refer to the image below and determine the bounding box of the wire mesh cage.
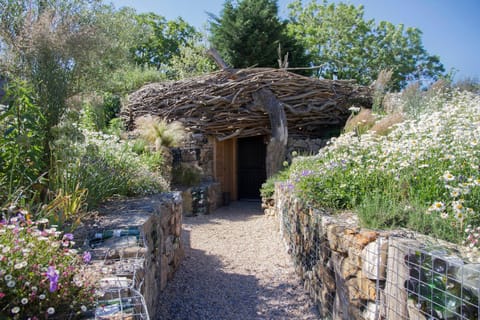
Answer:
[82,226,146,289]
[75,225,150,320]
[94,287,149,320]
[399,243,480,320]
[277,197,480,320]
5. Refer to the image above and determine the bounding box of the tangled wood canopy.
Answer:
[122,68,372,140]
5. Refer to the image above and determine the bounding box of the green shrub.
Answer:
[102,92,122,125]
[105,117,126,137]
[260,168,291,200]
[0,80,45,205]
[103,64,166,94]
[51,128,167,208]
[172,163,202,187]
[78,92,110,132]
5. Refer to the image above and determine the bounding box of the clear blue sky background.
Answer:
[110,0,480,81]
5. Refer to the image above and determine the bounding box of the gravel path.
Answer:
[155,201,319,320]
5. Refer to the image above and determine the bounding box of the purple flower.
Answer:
[46,266,59,292]
[63,233,74,241]
[301,170,314,177]
[82,251,92,264]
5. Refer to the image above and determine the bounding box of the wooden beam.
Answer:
[216,128,243,142]
[206,48,230,70]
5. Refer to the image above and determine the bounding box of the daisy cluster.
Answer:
[288,90,480,244]
[0,212,95,319]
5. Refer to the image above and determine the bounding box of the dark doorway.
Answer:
[237,136,267,199]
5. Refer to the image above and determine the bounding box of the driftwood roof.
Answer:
[122,68,372,139]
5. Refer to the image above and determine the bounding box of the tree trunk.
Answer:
[251,88,288,178]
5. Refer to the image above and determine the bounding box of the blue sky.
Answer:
[110,0,480,81]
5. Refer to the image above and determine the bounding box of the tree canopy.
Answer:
[132,13,198,69]
[287,0,445,89]
[208,0,309,69]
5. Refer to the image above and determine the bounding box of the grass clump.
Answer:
[370,112,404,136]
[135,115,186,150]
[344,108,376,135]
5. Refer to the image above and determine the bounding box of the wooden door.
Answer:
[237,136,266,199]
[214,138,238,201]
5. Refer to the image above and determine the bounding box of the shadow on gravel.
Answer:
[155,224,315,320]
[155,228,261,320]
[184,201,265,226]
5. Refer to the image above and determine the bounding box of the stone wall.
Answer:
[173,133,214,182]
[269,184,480,320]
[142,193,184,316]
[286,137,328,162]
[76,192,184,318]
[172,133,223,216]
[180,182,222,216]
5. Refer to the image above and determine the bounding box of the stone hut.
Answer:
[122,68,372,202]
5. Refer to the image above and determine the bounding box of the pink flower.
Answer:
[0,292,5,298]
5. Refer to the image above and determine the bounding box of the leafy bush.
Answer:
[103,65,166,95]
[396,80,452,118]
[51,128,167,208]
[0,81,45,205]
[105,117,126,137]
[102,93,122,126]
[0,213,95,319]
[286,90,480,244]
[260,169,291,200]
[167,36,218,79]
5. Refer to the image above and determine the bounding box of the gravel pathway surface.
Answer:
[155,201,319,320]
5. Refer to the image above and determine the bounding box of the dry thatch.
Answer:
[122,68,372,139]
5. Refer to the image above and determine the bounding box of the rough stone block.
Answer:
[362,237,388,280]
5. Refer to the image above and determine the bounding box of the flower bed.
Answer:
[270,90,480,245]
[0,211,95,319]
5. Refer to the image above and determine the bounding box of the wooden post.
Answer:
[384,238,419,319]
[251,88,288,178]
